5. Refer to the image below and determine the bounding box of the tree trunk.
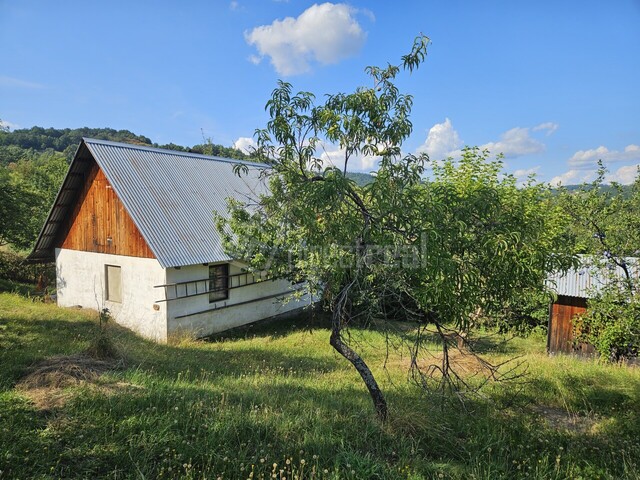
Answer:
[330,271,388,421]
[329,328,389,421]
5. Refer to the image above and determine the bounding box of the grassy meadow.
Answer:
[0,289,639,479]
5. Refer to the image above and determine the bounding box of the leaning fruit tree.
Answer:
[218,36,576,420]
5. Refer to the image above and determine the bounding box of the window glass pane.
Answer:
[209,264,229,302]
[106,265,122,303]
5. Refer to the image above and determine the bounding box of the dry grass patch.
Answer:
[16,353,123,410]
[532,405,599,434]
[390,349,502,377]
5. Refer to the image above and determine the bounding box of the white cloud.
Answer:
[0,119,19,131]
[417,120,558,161]
[229,1,239,10]
[358,8,376,22]
[568,144,640,169]
[605,164,640,184]
[532,122,559,135]
[512,167,539,177]
[233,138,378,171]
[0,75,45,89]
[244,3,367,75]
[415,118,462,160]
[479,127,545,158]
[319,143,379,172]
[549,169,598,186]
[512,166,540,184]
[551,146,640,186]
[233,136,258,154]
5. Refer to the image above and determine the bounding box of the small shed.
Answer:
[546,257,639,355]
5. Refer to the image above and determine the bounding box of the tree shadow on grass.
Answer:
[105,318,343,382]
[204,308,331,342]
[0,277,41,296]
[522,371,639,415]
[36,380,465,476]
[0,295,342,390]
[3,293,638,479]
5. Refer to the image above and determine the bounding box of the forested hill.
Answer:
[0,126,250,165]
[345,171,375,186]
[557,183,633,196]
[0,126,151,152]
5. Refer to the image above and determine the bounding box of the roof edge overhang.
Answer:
[25,140,91,263]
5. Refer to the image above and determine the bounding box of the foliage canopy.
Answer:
[562,165,640,360]
[219,35,576,419]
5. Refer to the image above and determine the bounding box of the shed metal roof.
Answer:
[546,256,640,299]
[28,138,269,268]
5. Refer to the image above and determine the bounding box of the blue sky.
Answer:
[1,1,639,184]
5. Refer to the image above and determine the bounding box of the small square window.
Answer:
[209,264,229,303]
[105,265,122,303]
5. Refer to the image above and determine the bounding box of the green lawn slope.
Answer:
[0,292,638,479]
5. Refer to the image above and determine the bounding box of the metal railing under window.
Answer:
[153,270,272,303]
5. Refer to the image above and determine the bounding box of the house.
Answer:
[546,257,639,355]
[28,138,311,341]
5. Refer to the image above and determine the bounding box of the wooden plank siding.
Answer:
[548,295,595,355]
[56,159,155,259]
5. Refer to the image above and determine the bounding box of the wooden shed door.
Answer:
[548,295,588,354]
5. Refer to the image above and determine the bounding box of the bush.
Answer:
[475,289,552,336]
[86,308,119,360]
[0,251,54,286]
[574,287,640,361]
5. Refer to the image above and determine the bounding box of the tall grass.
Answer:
[0,292,638,479]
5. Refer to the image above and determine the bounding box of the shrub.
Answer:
[476,289,552,336]
[0,251,54,286]
[86,308,119,360]
[574,287,640,361]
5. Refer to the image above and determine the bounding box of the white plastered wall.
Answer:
[165,261,311,338]
[55,248,168,341]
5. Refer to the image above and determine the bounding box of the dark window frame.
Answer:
[209,264,229,303]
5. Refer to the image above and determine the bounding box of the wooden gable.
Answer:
[56,159,155,259]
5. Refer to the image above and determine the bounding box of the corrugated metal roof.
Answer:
[28,138,269,268]
[546,256,640,298]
